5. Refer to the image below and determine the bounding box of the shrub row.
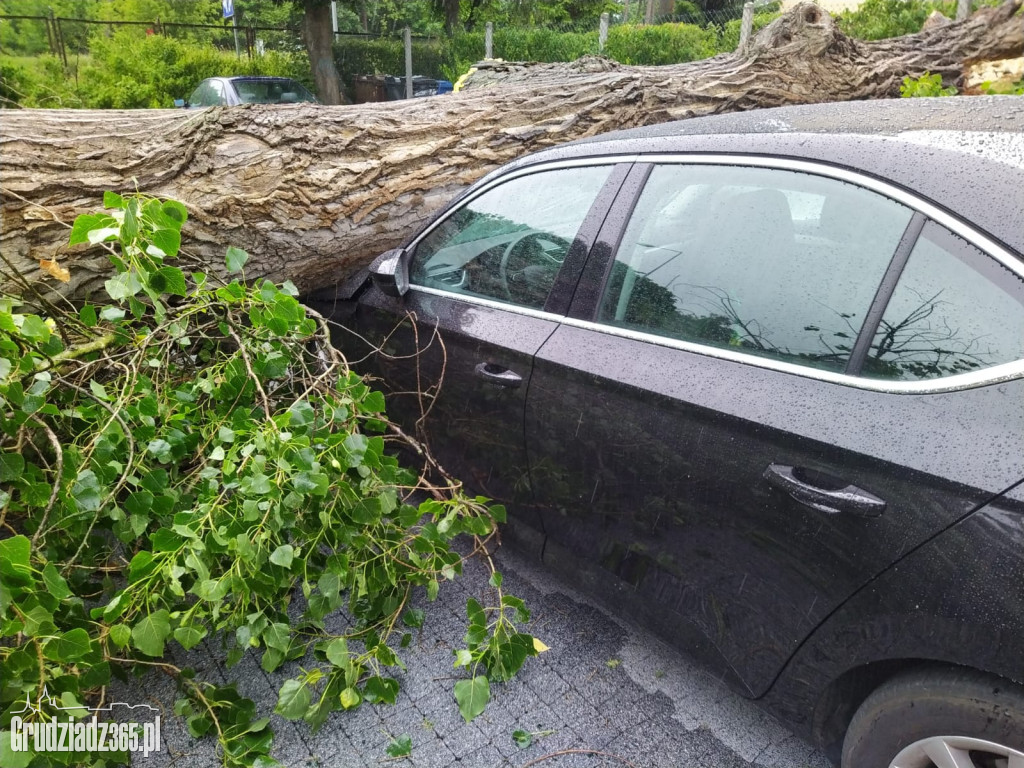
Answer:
[333,13,780,90]
[2,28,312,109]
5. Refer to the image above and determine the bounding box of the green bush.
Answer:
[0,54,80,108]
[605,22,720,65]
[74,28,312,109]
[900,71,957,97]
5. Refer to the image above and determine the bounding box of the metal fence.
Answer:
[0,13,303,65]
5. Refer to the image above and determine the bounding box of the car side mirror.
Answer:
[369,248,410,297]
[173,99,187,108]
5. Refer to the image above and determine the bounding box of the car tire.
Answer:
[842,667,1024,768]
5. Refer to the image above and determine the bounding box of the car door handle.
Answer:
[763,464,886,517]
[474,362,522,388]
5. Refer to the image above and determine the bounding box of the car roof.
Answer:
[503,96,1024,257]
[222,76,301,83]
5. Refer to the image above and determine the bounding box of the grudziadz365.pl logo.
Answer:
[9,687,161,758]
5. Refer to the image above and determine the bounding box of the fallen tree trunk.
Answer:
[1,1,1021,302]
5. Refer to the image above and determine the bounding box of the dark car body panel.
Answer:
[311,97,1024,755]
[526,323,1024,697]
[763,481,1024,758]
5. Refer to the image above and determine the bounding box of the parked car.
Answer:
[175,76,317,107]
[306,96,1024,768]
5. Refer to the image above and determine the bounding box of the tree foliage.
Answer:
[0,194,536,765]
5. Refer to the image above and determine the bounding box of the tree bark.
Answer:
[1,1,1021,304]
[302,0,343,105]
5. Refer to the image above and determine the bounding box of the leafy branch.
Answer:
[0,191,537,767]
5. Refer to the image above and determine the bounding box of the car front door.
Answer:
[524,159,1024,696]
[325,162,628,551]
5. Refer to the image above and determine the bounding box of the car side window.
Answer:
[863,222,1024,381]
[209,80,227,105]
[597,164,914,372]
[189,82,211,106]
[409,166,613,311]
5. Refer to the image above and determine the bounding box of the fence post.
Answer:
[956,0,970,20]
[598,12,609,52]
[53,12,68,68]
[231,9,241,58]
[485,22,493,59]
[738,1,754,53]
[404,26,413,99]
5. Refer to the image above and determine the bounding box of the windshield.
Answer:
[232,79,316,104]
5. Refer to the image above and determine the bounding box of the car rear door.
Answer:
[524,158,1024,696]
[324,161,629,549]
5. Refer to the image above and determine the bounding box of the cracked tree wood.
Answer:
[1,0,1021,303]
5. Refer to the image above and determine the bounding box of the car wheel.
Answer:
[842,668,1024,768]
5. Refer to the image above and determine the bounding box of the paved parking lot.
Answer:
[114,542,832,768]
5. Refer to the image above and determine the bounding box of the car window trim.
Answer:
[404,153,1024,394]
[545,162,634,315]
[845,212,927,376]
[567,162,653,322]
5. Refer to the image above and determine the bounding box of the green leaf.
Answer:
[49,628,91,661]
[453,649,473,668]
[269,544,294,569]
[89,379,109,401]
[339,687,361,710]
[79,304,98,327]
[226,246,249,274]
[151,229,182,260]
[105,270,143,301]
[103,191,125,209]
[160,200,188,229]
[173,625,207,650]
[69,213,113,246]
[275,679,310,720]
[386,734,412,758]
[402,608,425,629]
[454,676,490,722]
[325,637,349,667]
[41,563,71,600]
[122,200,139,242]
[109,623,131,648]
[513,729,533,749]
[18,315,50,343]
[363,676,399,705]
[0,734,34,768]
[0,454,25,484]
[132,610,171,657]
[151,266,188,296]
[489,571,503,589]
[0,535,30,577]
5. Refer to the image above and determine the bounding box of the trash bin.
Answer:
[352,75,387,103]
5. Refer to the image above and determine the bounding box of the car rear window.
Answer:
[863,222,1024,381]
[233,79,315,104]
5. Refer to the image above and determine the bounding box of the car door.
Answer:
[325,161,628,550]
[524,158,1024,696]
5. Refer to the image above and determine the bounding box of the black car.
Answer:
[177,76,317,107]
[308,96,1024,768]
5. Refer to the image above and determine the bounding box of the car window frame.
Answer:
[564,154,1024,395]
[402,159,633,317]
